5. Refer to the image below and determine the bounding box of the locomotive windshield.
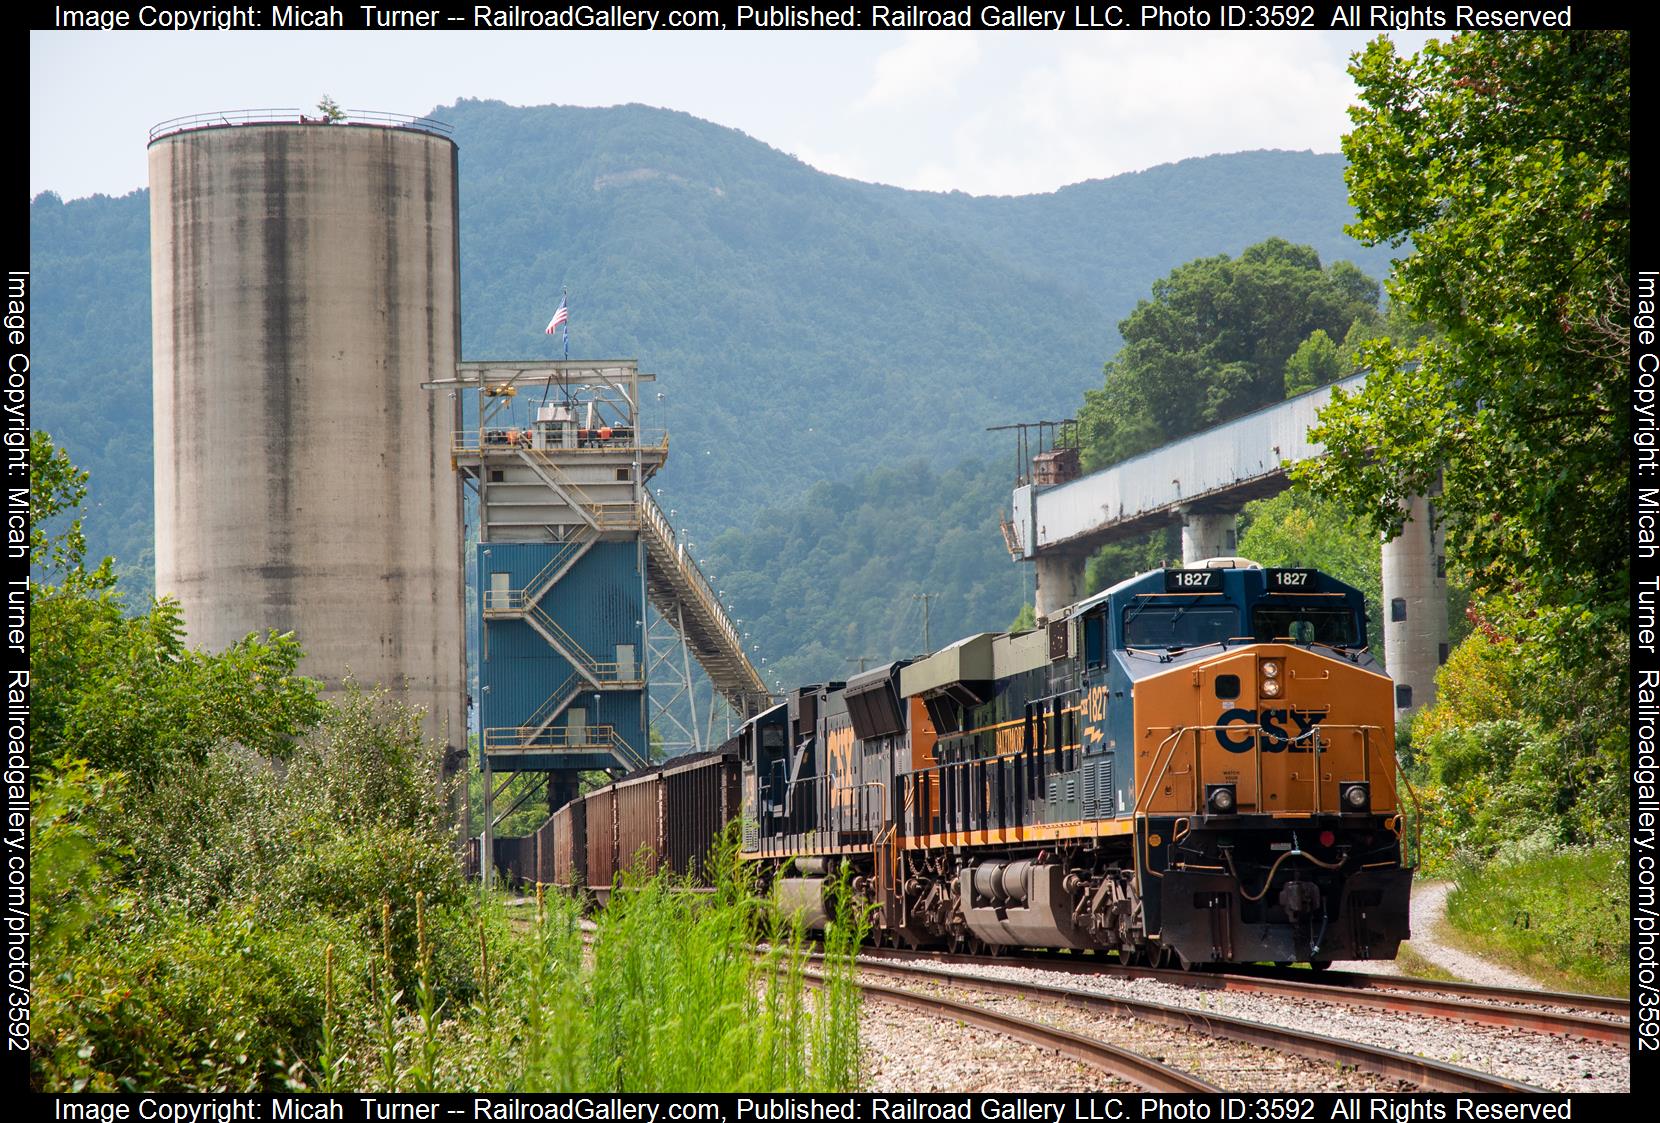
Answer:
[1122,603,1240,649]
[1251,603,1360,646]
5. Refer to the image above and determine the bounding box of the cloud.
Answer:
[898,33,1372,196]
[857,32,984,110]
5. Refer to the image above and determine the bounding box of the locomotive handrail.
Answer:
[1380,738,1425,867]
[1140,722,1390,817]
[1136,727,1191,814]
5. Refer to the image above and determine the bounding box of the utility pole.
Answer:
[845,656,882,675]
[912,592,938,655]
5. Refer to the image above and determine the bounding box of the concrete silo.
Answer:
[149,113,465,756]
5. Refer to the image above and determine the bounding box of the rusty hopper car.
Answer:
[550,797,587,889]
[585,785,619,901]
[662,748,743,880]
[488,749,741,898]
[562,747,741,902]
[742,559,1412,969]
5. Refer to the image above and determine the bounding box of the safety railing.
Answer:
[483,724,647,773]
[998,513,1023,559]
[521,674,584,738]
[481,596,643,687]
[517,528,598,606]
[1136,722,1390,817]
[639,491,747,658]
[522,602,640,684]
[149,108,452,143]
[751,774,889,856]
[902,754,1036,838]
[455,428,669,455]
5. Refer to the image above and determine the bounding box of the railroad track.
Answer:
[856,947,1629,1047]
[811,970,1218,1093]
[821,954,1546,1094]
[1247,963,1631,1018]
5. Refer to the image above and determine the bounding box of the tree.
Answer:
[1283,330,1343,398]
[28,433,324,783]
[1297,32,1630,661]
[1078,238,1379,469]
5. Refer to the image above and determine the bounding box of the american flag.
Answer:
[544,295,569,335]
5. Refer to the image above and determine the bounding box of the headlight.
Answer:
[1206,784,1237,814]
[1261,678,1282,697]
[1261,660,1280,679]
[1341,782,1370,811]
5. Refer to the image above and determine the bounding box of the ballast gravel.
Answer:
[858,957,1628,1094]
[861,998,1133,1093]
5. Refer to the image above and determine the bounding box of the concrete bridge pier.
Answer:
[1380,493,1449,718]
[1036,549,1089,622]
[1180,506,1239,565]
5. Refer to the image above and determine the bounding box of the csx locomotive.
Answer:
[738,558,1412,968]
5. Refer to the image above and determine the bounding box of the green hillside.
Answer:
[29,99,1386,678]
[856,149,1400,317]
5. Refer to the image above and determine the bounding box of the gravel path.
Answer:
[1391,881,1540,989]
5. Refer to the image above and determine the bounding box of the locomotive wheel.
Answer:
[1308,960,1333,973]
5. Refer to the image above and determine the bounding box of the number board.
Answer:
[1163,569,1221,592]
[1267,568,1318,591]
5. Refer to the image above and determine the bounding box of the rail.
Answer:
[149,108,453,143]
[840,952,1549,1092]
[821,972,1218,1093]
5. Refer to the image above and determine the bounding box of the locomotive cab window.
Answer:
[1251,604,1360,646]
[1122,602,1240,649]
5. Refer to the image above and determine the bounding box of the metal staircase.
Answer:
[440,359,771,879]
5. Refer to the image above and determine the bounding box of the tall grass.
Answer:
[1445,843,1629,996]
[315,828,864,1092]
[571,833,862,1091]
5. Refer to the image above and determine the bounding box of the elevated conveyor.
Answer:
[638,491,770,711]
[1008,373,1367,559]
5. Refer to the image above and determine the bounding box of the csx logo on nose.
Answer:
[1215,708,1327,753]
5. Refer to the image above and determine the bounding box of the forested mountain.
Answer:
[30,99,1389,681]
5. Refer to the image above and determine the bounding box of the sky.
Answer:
[31,28,1438,202]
